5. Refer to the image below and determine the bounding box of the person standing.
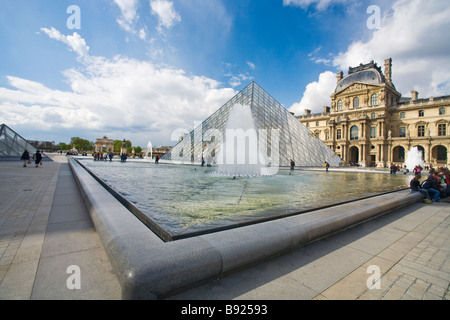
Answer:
[21,149,30,167]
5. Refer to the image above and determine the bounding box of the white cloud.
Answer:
[150,0,181,33]
[291,0,450,113]
[0,28,235,146]
[289,71,336,115]
[41,27,89,58]
[333,0,450,97]
[283,0,349,11]
[247,61,256,70]
[114,0,138,32]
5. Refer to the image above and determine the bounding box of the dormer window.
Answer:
[370,94,378,106]
[353,97,359,109]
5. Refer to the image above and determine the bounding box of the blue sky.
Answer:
[0,0,449,147]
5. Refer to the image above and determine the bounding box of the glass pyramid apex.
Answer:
[162,82,341,167]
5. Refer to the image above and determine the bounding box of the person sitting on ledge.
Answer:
[420,174,441,202]
[410,174,433,204]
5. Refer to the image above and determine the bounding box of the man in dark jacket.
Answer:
[410,174,432,203]
[21,149,30,167]
[420,174,440,202]
[34,150,42,167]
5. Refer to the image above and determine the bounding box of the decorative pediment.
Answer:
[414,121,428,128]
[334,82,382,96]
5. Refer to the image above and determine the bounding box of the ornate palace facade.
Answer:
[298,58,450,168]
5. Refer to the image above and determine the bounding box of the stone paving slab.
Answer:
[170,201,449,300]
[0,158,60,299]
[0,154,449,300]
[0,155,121,300]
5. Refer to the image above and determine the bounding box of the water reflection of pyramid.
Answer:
[162,82,341,167]
[0,124,48,160]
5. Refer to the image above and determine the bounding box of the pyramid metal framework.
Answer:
[162,82,341,167]
[0,124,48,160]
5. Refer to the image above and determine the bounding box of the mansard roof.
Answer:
[335,60,386,93]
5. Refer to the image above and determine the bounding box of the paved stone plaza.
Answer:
[0,154,448,300]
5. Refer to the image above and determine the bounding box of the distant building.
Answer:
[27,140,56,151]
[153,146,172,158]
[95,136,114,153]
[298,58,450,168]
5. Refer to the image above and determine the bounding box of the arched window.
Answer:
[337,99,343,111]
[371,112,376,119]
[370,94,378,106]
[350,126,359,140]
[418,110,424,117]
[353,97,359,108]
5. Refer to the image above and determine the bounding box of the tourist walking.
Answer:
[290,159,295,171]
[21,149,30,167]
[324,161,330,172]
[34,150,42,167]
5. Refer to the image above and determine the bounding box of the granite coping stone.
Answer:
[68,158,422,299]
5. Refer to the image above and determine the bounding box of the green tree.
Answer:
[57,142,71,150]
[70,137,94,151]
[114,140,132,153]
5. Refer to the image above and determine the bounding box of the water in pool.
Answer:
[78,159,410,239]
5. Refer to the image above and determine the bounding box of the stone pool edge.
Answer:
[68,158,422,300]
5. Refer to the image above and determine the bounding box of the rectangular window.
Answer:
[399,127,406,137]
[439,107,445,115]
[336,129,342,140]
[438,124,446,136]
[370,127,376,138]
[418,125,425,137]
[350,126,359,140]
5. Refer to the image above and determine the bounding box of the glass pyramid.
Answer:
[161,82,341,168]
[0,124,48,160]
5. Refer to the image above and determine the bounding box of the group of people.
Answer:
[93,152,114,161]
[20,149,43,167]
[410,166,450,203]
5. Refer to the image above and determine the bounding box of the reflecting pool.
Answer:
[78,159,410,240]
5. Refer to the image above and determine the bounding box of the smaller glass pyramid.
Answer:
[162,82,341,168]
[0,124,48,160]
